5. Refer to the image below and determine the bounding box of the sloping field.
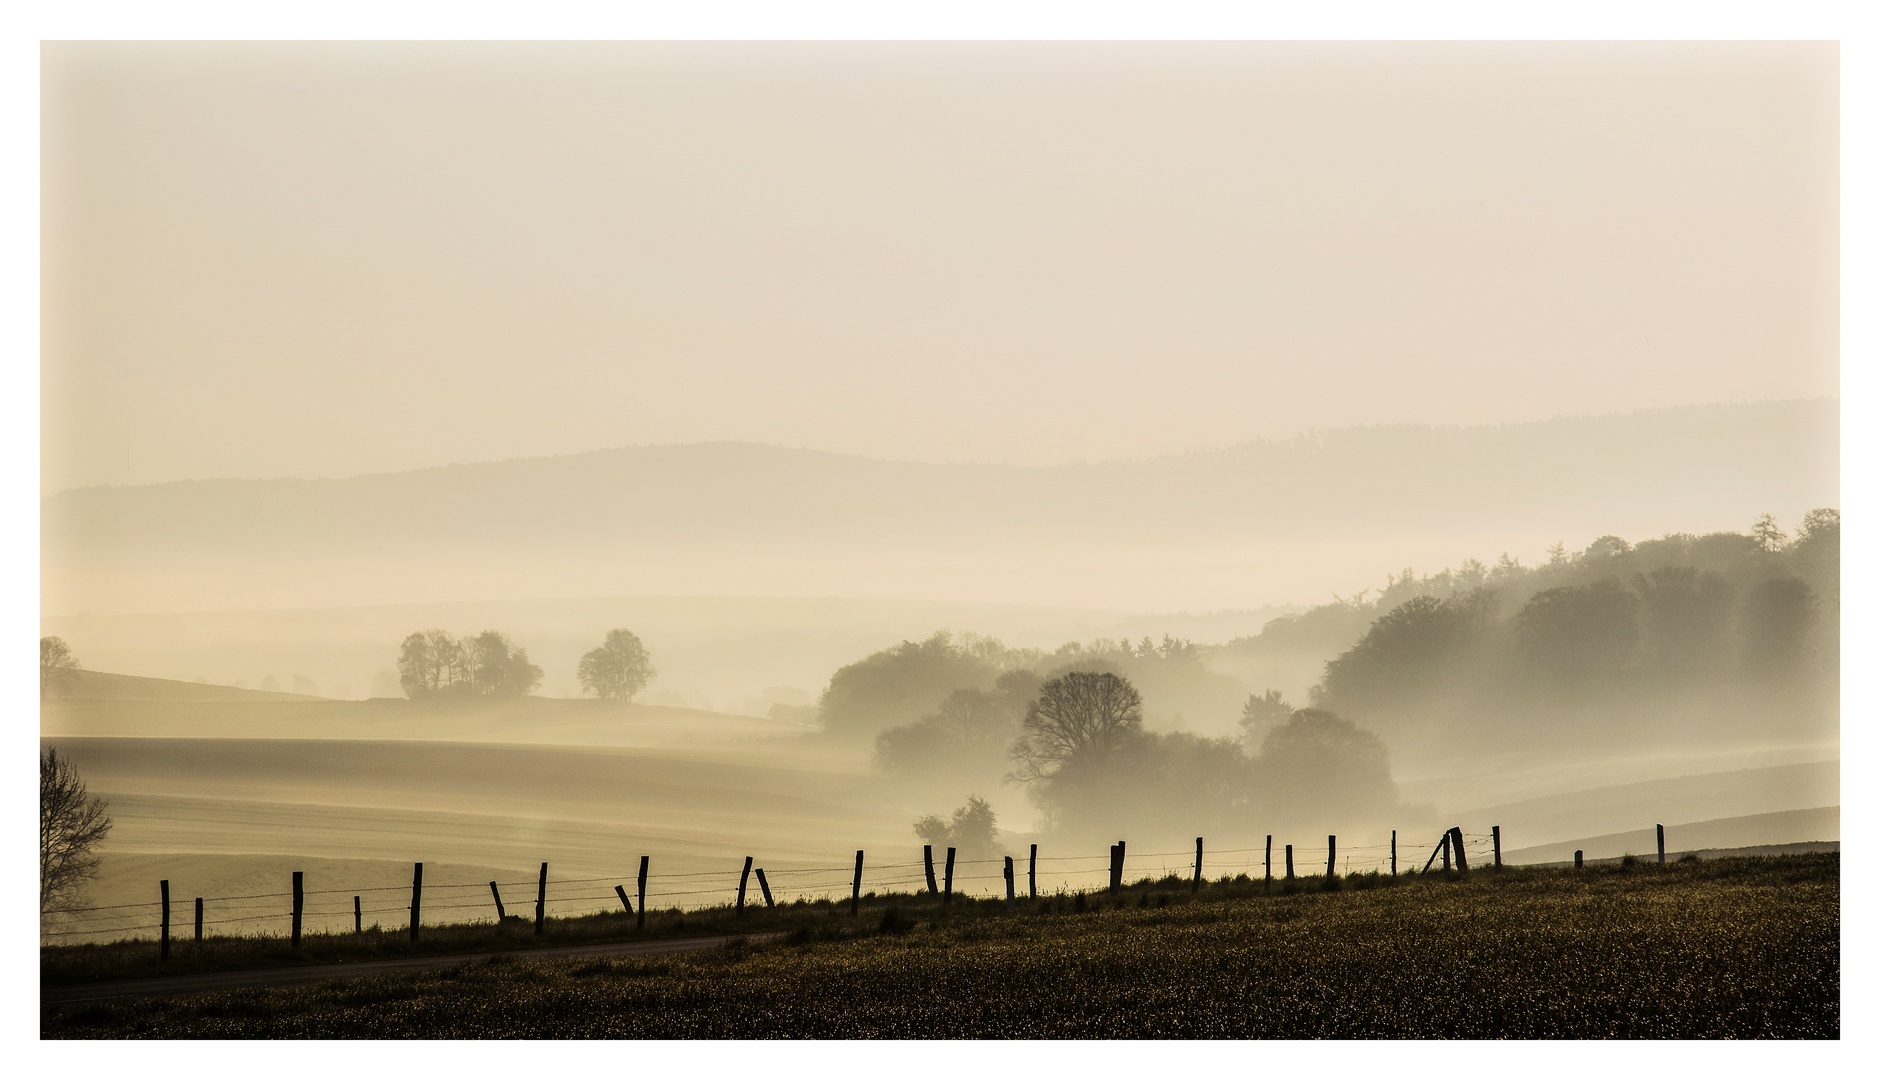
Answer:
[41,736,980,943]
[1446,760,1839,850]
[1502,807,1840,865]
[57,669,325,703]
[40,695,810,750]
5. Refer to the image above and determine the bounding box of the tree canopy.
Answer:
[396,629,542,700]
[578,628,657,701]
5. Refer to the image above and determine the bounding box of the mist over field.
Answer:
[39,41,1838,960]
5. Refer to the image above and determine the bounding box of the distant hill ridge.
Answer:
[53,669,326,703]
[43,399,1838,549]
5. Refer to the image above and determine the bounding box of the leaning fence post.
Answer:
[1029,843,1037,899]
[354,895,361,934]
[1449,828,1469,873]
[160,880,171,961]
[1575,849,1584,869]
[292,870,304,947]
[1493,826,1502,869]
[850,851,864,916]
[1442,832,1452,871]
[924,844,939,898]
[535,862,548,936]
[1327,836,1336,878]
[1118,840,1127,889]
[1004,856,1016,910]
[409,862,423,941]
[1285,844,1294,880]
[756,868,775,909]
[1657,824,1666,863]
[637,856,649,930]
[1193,837,1204,893]
[489,881,507,920]
[1108,844,1119,894]
[615,885,634,913]
[944,847,956,905]
[195,897,204,942]
[736,856,753,916]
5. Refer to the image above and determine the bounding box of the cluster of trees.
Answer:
[397,630,545,700]
[1310,510,1839,741]
[395,627,657,702]
[834,631,1410,846]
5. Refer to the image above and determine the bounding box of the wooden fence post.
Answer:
[195,897,204,942]
[616,885,634,913]
[1450,828,1469,872]
[409,862,423,941]
[944,847,956,905]
[354,895,361,934]
[1327,836,1336,878]
[736,856,753,917]
[756,868,775,909]
[1193,837,1204,893]
[489,881,507,920]
[1493,826,1502,869]
[1574,849,1584,869]
[637,855,649,930]
[1118,840,1126,889]
[1285,844,1294,880]
[160,880,170,961]
[535,862,548,936]
[1004,856,1016,911]
[850,850,864,916]
[1391,830,1397,876]
[1657,824,1666,863]
[1108,844,1118,894]
[292,870,304,948]
[1442,832,1451,871]
[1029,843,1037,899]
[1265,835,1273,892]
[923,844,938,899]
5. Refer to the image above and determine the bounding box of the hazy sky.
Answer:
[42,41,1837,493]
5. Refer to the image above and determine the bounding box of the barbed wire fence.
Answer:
[41,820,1670,947]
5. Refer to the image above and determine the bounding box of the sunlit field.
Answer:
[43,854,1837,1039]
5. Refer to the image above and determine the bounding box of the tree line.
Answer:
[396,627,657,701]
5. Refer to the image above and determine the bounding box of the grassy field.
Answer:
[43,854,1837,1039]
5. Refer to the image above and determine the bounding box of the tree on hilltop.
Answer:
[578,628,657,701]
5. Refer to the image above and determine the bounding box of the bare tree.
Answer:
[41,636,81,700]
[1009,670,1143,784]
[41,746,111,914]
[577,629,657,701]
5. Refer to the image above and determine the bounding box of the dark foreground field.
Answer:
[44,854,1837,1039]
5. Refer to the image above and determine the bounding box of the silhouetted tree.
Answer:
[1009,670,1144,785]
[399,629,539,699]
[818,631,1009,739]
[468,630,543,698]
[1513,578,1640,691]
[1632,566,1735,678]
[912,795,1003,862]
[40,636,80,700]
[1317,593,1480,711]
[1254,709,1396,830]
[1740,577,1818,677]
[1237,688,1292,743]
[875,670,1041,779]
[41,746,111,914]
[577,628,657,701]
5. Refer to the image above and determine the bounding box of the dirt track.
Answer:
[43,932,782,1010]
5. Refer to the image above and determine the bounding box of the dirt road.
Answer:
[43,933,782,1010]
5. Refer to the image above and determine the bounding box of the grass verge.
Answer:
[43,854,1837,1038]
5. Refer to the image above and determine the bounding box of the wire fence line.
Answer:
[40,824,1540,943]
